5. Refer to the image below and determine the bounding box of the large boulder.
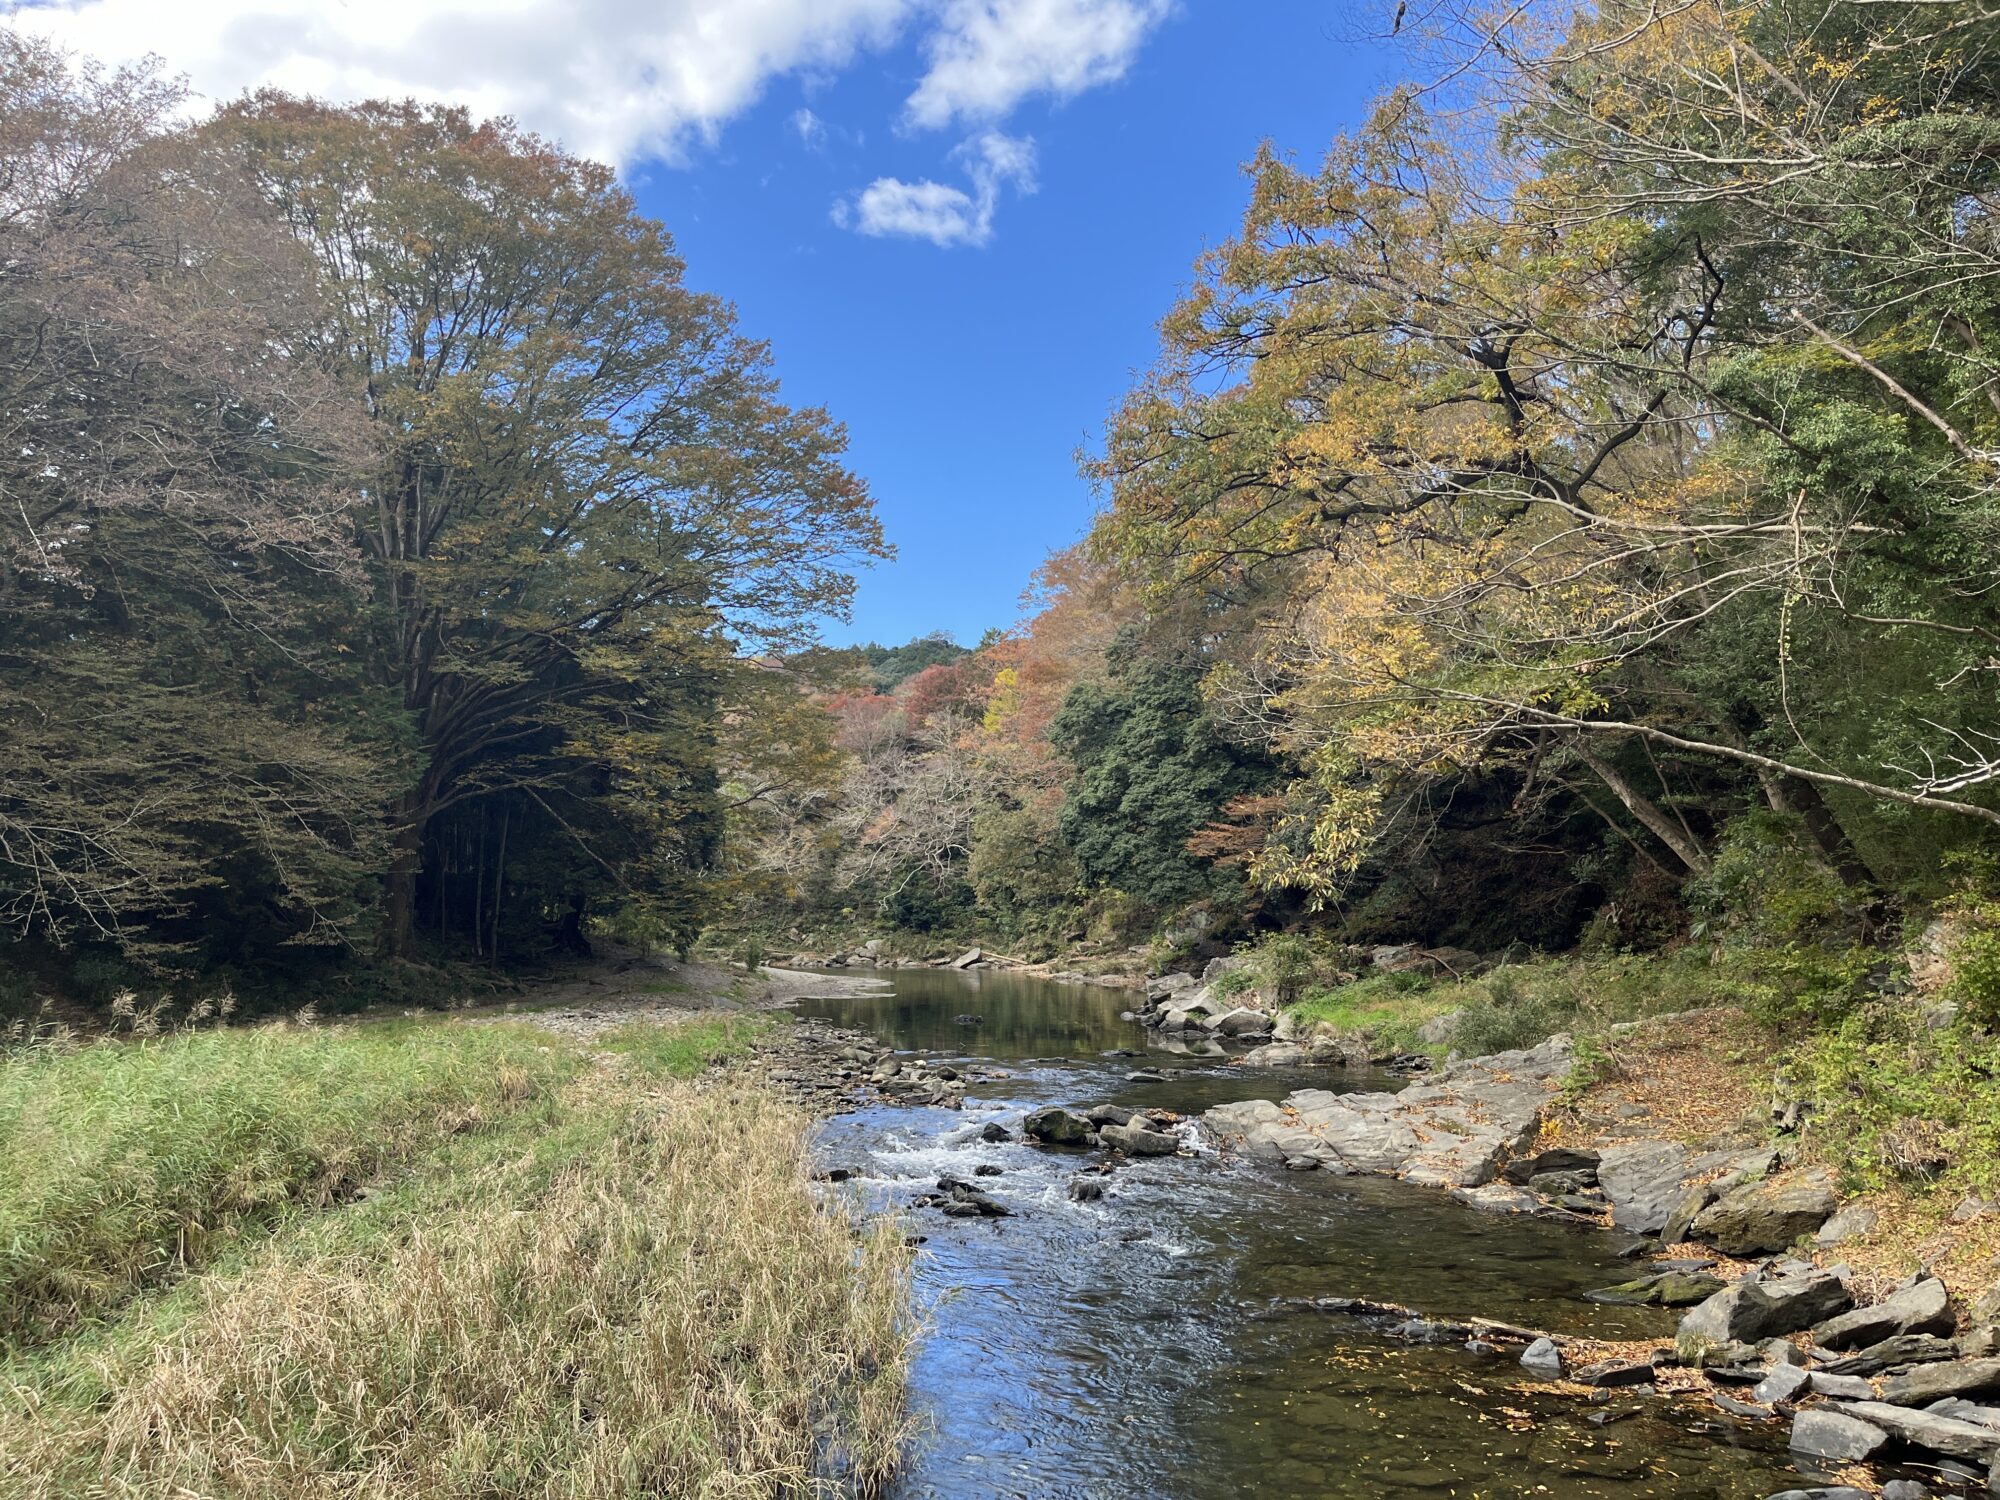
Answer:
[1100,1121,1180,1156]
[1022,1107,1093,1146]
[1813,1277,1955,1351]
[1676,1271,1852,1364]
[1208,1006,1276,1038]
[1691,1170,1839,1256]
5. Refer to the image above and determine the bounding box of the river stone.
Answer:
[1585,1271,1727,1307]
[1820,1333,1960,1376]
[1835,1400,2000,1462]
[1023,1106,1093,1146]
[1100,1122,1179,1156]
[1789,1408,1890,1462]
[1520,1337,1564,1378]
[1502,1146,1601,1186]
[1691,1170,1840,1256]
[1816,1204,1879,1245]
[1754,1363,1814,1405]
[1814,1277,1955,1351]
[1068,1176,1107,1203]
[1881,1359,2000,1407]
[1086,1104,1138,1127]
[1928,1398,2000,1429]
[1808,1372,1877,1400]
[1576,1358,1656,1388]
[1207,1006,1276,1038]
[1763,1492,1871,1500]
[1677,1272,1852,1364]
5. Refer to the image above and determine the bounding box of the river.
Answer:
[796,967,1810,1500]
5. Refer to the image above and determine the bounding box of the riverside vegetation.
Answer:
[10,0,2000,1496]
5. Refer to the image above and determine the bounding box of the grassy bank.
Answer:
[1,1014,912,1498]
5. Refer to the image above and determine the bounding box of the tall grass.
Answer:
[0,1022,578,1344]
[2,1015,913,1498]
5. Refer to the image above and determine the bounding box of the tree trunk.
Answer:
[379,783,435,960]
[1574,740,1712,876]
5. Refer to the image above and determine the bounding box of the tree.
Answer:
[204,98,888,956]
[0,38,394,964]
[1049,638,1271,911]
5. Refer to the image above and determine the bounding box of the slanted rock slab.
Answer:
[1788,1408,1888,1462]
[1834,1400,2000,1463]
[1879,1358,2000,1408]
[1813,1276,1954,1351]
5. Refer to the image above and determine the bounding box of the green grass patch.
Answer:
[594,1013,769,1075]
[0,1021,583,1346]
[1288,949,1750,1058]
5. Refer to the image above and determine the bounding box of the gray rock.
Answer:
[1068,1176,1107,1203]
[1788,1408,1889,1462]
[1677,1272,1853,1364]
[1596,1141,1697,1234]
[1816,1204,1879,1245]
[1763,1491,1871,1500]
[1662,1185,1716,1246]
[1691,1170,1840,1256]
[1205,1037,1570,1188]
[1836,1400,2000,1462]
[1882,1359,2000,1407]
[1100,1121,1180,1156]
[1520,1337,1564,1379]
[1086,1104,1138,1127]
[1820,1333,1960,1376]
[1814,1276,1955,1351]
[1576,1358,1656,1388]
[1753,1363,1813,1405]
[1207,1006,1275,1037]
[1880,1483,1930,1500]
[1808,1372,1877,1400]
[1928,1398,2000,1429]
[1022,1106,1093,1146]
[1501,1146,1601,1186]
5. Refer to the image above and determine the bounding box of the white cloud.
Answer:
[839,130,1035,247]
[905,0,1170,128]
[9,0,1168,246]
[8,0,915,167]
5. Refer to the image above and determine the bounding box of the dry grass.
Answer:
[3,1023,913,1499]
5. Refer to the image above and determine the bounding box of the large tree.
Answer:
[0,38,393,963]
[204,99,888,955]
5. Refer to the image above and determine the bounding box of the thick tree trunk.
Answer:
[1757,771,1881,889]
[378,784,434,959]
[1574,741,1712,876]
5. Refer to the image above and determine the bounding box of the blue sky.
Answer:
[641,9,1397,645]
[17,0,1400,646]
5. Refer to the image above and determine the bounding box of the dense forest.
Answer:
[9,0,2000,1032]
[721,0,2000,1008]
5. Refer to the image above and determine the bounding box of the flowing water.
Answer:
[797,968,1805,1500]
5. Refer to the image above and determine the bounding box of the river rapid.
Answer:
[796,967,1811,1500]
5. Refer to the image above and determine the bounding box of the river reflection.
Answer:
[795,969,1801,1500]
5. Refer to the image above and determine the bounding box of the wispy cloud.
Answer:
[836,130,1036,248]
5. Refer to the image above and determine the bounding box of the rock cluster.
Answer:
[1203,1036,1573,1187]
